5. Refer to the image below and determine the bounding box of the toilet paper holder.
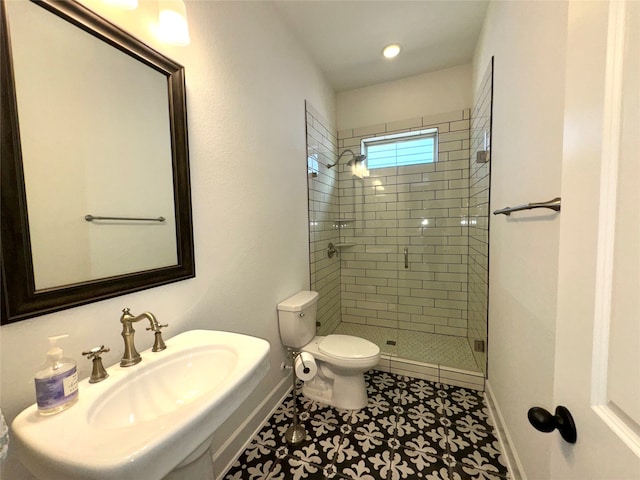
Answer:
[294,351,317,381]
[298,358,311,376]
[284,350,309,446]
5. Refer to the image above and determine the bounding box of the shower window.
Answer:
[307,153,319,176]
[362,128,438,169]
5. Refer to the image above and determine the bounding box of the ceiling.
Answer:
[272,1,489,92]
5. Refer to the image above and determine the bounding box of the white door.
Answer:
[552,0,640,478]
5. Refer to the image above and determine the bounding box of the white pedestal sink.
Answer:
[11,330,270,480]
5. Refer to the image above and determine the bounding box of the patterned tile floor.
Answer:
[333,324,480,372]
[223,371,509,480]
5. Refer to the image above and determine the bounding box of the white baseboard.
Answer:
[484,380,527,480]
[212,374,292,479]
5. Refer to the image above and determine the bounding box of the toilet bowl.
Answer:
[277,291,381,410]
[300,334,379,410]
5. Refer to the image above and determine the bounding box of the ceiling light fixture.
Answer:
[158,0,191,46]
[103,0,138,9]
[382,44,401,59]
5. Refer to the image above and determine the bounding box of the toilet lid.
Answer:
[319,334,379,359]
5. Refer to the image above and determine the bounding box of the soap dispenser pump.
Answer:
[34,334,79,415]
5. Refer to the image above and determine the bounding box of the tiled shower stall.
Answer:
[306,67,491,389]
[335,112,471,337]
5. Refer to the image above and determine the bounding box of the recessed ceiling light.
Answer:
[382,44,401,59]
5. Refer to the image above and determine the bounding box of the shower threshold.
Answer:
[333,323,485,391]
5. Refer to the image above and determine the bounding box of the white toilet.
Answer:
[277,290,380,410]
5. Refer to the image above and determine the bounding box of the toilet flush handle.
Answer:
[299,312,305,318]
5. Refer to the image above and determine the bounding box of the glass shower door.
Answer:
[395,155,477,371]
[335,163,400,357]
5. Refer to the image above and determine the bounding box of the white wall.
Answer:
[473,2,569,479]
[0,1,335,478]
[336,64,472,131]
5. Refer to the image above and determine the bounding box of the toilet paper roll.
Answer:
[294,352,317,381]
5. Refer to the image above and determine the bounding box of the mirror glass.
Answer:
[9,0,177,290]
[1,0,195,323]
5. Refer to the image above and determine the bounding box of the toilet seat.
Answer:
[319,334,379,360]
[302,335,380,370]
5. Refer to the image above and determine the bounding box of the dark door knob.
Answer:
[528,406,577,444]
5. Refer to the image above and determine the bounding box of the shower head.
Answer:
[346,154,367,167]
[327,149,367,169]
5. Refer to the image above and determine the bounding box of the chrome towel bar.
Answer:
[85,215,165,222]
[493,197,561,216]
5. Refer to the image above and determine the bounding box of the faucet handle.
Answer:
[146,322,168,333]
[82,345,110,383]
[147,323,168,352]
[82,345,110,359]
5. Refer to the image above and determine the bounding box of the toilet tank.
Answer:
[277,290,319,348]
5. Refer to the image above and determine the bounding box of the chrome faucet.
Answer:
[119,308,167,367]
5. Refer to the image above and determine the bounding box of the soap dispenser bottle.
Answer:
[34,334,79,415]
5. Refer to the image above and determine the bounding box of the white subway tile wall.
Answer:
[336,110,471,338]
[467,61,493,376]
[306,101,341,336]
[306,103,490,381]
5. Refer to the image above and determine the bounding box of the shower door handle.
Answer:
[404,248,409,269]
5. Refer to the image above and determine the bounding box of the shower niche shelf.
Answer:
[327,241,356,259]
[333,218,356,229]
[333,219,356,248]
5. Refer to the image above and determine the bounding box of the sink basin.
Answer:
[12,330,270,480]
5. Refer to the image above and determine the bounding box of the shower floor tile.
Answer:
[222,371,510,480]
[333,323,480,372]
[397,330,479,372]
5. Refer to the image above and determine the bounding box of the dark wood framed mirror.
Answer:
[1,0,195,324]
